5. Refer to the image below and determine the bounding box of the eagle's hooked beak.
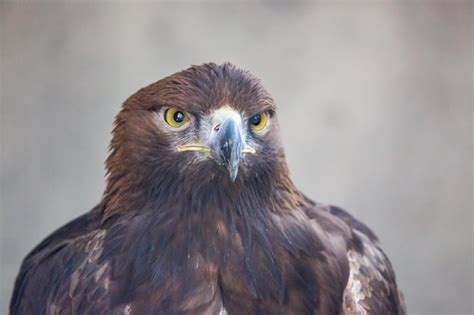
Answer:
[176,106,256,182]
[210,117,243,182]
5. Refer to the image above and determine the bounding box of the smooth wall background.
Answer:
[1,1,472,314]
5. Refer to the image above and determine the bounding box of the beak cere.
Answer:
[210,118,244,182]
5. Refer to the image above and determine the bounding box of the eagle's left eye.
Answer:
[250,112,268,132]
[164,107,190,128]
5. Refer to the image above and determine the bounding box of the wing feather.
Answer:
[327,206,406,315]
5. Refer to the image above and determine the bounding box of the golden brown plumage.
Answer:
[11,63,405,314]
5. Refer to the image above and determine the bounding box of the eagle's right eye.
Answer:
[164,107,190,128]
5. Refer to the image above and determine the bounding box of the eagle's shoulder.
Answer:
[9,205,111,314]
[304,203,406,315]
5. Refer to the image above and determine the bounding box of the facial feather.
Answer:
[102,62,289,220]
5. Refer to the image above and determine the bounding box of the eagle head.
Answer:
[103,62,296,219]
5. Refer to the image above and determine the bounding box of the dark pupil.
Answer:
[173,111,184,123]
[251,114,261,125]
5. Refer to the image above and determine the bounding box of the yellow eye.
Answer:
[164,107,190,128]
[249,112,268,132]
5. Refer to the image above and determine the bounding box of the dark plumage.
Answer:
[10,63,405,314]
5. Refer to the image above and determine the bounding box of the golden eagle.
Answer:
[10,63,405,314]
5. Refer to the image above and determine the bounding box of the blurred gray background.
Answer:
[1,1,472,314]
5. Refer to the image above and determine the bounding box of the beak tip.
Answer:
[228,162,239,182]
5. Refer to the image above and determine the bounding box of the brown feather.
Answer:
[10,63,404,315]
